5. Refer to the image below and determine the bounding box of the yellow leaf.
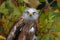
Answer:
[54,9,59,13]
[57,0,60,7]
[24,0,40,8]
[52,32,59,37]
[0,35,6,40]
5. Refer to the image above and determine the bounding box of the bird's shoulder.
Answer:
[13,17,24,27]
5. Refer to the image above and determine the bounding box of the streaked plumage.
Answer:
[7,8,38,40]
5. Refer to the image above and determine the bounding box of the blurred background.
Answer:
[0,0,60,40]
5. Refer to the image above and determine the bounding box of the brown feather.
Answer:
[18,21,38,40]
[7,17,24,40]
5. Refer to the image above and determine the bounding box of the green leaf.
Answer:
[43,34,52,40]
[0,26,3,32]
[18,0,24,3]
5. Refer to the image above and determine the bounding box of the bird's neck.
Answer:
[24,20,36,24]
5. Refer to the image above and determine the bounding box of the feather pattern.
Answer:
[7,8,38,40]
[7,17,24,40]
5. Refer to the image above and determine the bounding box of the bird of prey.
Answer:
[7,8,39,40]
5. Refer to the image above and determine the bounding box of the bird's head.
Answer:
[22,8,38,21]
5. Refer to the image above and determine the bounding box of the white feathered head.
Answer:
[22,8,38,21]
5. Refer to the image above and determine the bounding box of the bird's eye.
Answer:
[25,11,29,13]
[33,12,36,15]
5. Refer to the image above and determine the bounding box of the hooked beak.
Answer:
[29,12,33,16]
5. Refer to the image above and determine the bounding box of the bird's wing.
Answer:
[7,17,24,40]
